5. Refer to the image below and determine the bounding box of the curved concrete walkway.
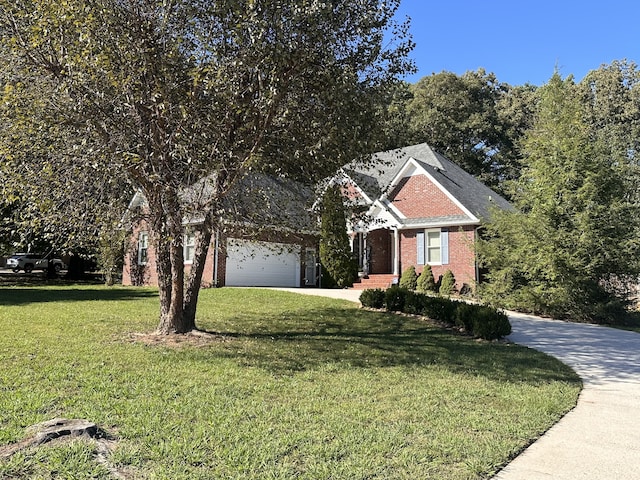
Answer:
[494,311,640,479]
[275,289,640,479]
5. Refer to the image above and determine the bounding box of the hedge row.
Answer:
[359,286,511,340]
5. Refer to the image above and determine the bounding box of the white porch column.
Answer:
[393,228,400,276]
[363,232,369,276]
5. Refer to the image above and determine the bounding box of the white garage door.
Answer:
[225,239,301,287]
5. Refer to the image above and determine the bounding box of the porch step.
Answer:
[351,274,398,290]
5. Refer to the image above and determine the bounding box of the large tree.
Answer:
[0,44,133,278]
[0,0,413,333]
[406,69,511,187]
[479,72,640,322]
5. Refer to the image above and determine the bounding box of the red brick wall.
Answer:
[122,219,158,286]
[123,223,318,288]
[389,175,465,218]
[399,226,477,290]
[341,181,364,202]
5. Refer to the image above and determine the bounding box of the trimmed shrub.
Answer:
[359,288,385,309]
[471,305,512,340]
[404,290,427,315]
[422,296,459,325]
[439,269,456,296]
[417,265,437,293]
[454,302,476,331]
[399,265,418,290]
[384,286,410,312]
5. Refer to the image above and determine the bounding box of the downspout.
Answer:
[474,227,480,286]
[213,229,220,287]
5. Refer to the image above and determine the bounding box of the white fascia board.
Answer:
[401,219,480,230]
[379,157,424,202]
[382,156,479,223]
[311,170,372,211]
[120,190,148,226]
[381,198,406,220]
[347,200,402,233]
[359,199,403,230]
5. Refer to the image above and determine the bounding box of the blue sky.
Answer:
[395,0,638,86]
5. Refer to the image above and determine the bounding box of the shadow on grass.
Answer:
[0,287,158,306]
[200,307,580,385]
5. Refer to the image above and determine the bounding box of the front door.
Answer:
[368,229,392,274]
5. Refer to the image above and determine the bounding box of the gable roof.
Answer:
[127,172,317,233]
[342,143,513,223]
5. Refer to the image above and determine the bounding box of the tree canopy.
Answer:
[380,69,536,194]
[0,0,413,333]
[478,71,640,322]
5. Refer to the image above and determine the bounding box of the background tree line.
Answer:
[380,60,640,322]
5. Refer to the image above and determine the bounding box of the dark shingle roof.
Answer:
[156,171,317,232]
[343,143,513,222]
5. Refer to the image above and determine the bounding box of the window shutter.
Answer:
[440,229,449,265]
[416,231,425,265]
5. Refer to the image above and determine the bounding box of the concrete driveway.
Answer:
[274,289,640,478]
[494,311,640,479]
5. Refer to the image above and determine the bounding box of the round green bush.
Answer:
[384,286,410,312]
[421,296,459,325]
[471,306,512,340]
[359,288,385,309]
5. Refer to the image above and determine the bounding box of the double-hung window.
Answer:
[184,232,196,264]
[417,229,449,265]
[138,232,149,265]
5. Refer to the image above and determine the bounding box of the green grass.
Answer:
[0,286,581,479]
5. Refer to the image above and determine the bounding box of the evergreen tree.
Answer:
[439,270,456,296]
[319,185,357,288]
[479,72,640,322]
[417,265,437,293]
[399,265,418,290]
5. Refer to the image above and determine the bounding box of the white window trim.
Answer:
[426,229,442,265]
[138,231,149,265]
[184,232,196,265]
[417,228,449,266]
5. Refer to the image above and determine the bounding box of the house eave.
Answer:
[398,218,481,230]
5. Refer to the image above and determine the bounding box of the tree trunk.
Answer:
[155,212,191,334]
[183,226,213,329]
[155,233,173,331]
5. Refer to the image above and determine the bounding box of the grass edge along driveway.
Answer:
[0,286,580,479]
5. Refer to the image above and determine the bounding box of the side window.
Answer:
[418,229,449,265]
[184,232,196,264]
[416,231,425,265]
[426,230,441,264]
[138,232,149,265]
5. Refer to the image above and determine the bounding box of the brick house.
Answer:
[122,172,319,288]
[336,143,513,290]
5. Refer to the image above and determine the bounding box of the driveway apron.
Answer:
[494,312,640,479]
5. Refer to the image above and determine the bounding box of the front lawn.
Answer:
[0,286,580,479]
